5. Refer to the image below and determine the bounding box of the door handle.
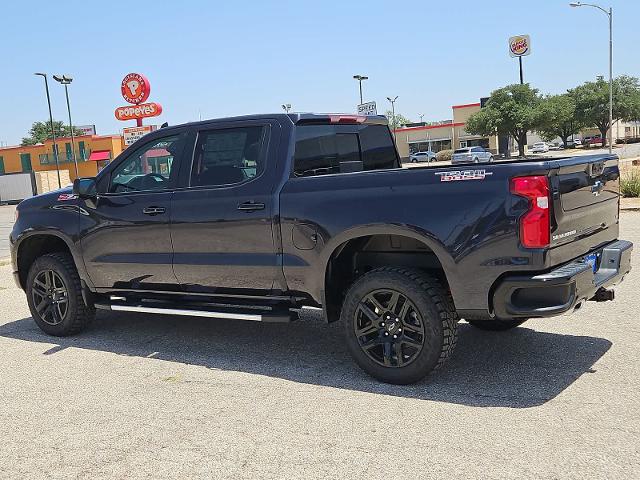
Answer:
[142,206,166,215]
[237,201,265,212]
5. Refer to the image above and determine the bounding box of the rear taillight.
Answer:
[510,175,550,248]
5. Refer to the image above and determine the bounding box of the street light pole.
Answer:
[53,75,78,177]
[569,2,613,154]
[608,6,613,154]
[387,96,398,143]
[34,73,61,188]
[353,75,368,104]
[281,103,292,113]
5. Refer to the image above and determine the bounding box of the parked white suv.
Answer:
[530,142,550,153]
[451,146,493,164]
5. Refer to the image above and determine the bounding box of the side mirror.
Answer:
[73,177,97,199]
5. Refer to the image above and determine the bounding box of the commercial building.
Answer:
[0,134,125,181]
[393,102,499,160]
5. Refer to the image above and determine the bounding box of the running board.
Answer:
[94,302,293,323]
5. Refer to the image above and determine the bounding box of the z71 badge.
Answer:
[435,169,493,182]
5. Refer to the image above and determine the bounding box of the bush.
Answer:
[621,171,640,197]
[436,149,453,162]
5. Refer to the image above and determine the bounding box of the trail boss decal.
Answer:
[435,170,493,182]
[57,193,78,201]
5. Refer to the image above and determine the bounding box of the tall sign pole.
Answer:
[509,35,531,154]
[509,34,531,84]
[519,57,524,84]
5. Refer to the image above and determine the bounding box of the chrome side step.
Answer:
[95,302,292,323]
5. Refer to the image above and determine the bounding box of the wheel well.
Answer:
[17,235,72,289]
[324,234,449,322]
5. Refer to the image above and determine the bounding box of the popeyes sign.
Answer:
[115,103,163,121]
[114,72,162,125]
[509,35,531,57]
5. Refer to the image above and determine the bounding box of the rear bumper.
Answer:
[492,239,633,319]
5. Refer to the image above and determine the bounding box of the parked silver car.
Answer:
[451,146,493,164]
[409,151,437,163]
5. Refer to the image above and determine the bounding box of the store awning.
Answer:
[145,148,170,158]
[88,150,111,161]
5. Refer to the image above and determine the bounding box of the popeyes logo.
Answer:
[115,103,163,121]
[121,73,150,104]
[509,35,531,57]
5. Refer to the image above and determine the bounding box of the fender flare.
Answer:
[14,229,93,290]
[317,224,456,309]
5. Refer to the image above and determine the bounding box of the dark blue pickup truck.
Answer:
[10,113,632,384]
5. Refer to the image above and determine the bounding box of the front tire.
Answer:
[26,252,95,336]
[466,319,527,331]
[341,267,458,384]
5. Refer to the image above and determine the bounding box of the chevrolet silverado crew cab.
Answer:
[11,113,632,384]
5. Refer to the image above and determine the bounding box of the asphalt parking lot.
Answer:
[0,210,639,479]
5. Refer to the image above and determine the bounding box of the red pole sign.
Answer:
[116,73,159,126]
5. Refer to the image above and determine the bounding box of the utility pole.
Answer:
[569,2,613,153]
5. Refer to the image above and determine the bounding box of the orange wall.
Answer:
[0,134,125,181]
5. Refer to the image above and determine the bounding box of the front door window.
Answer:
[109,135,184,193]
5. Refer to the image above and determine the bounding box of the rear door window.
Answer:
[294,124,397,177]
[190,126,266,187]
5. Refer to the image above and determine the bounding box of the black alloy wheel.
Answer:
[353,289,425,368]
[31,269,69,326]
[26,252,94,336]
[342,267,458,384]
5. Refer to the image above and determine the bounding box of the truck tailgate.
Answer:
[550,154,619,248]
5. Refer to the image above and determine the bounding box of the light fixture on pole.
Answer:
[387,96,398,143]
[53,74,79,177]
[34,73,61,188]
[353,75,368,104]
[419,113,424,123]
[569,1,613,154]
[282,104,292,113]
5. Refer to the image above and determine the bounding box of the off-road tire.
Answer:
[341,267,458,384]
[466,319,527,331]
[26,252,95,336]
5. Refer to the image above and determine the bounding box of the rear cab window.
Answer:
[293,124,398,177]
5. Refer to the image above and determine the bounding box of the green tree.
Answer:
[571,75,640,148]
[536,94,583,148]
[21,120,84,146]
[384,110,411,129]
[465,84,542,157]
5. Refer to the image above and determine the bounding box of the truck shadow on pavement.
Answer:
[0,311,612,408]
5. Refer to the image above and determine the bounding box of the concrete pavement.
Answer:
[0,204,15,260]
[0,214,639,479]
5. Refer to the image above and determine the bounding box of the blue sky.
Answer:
[2,0,639,145]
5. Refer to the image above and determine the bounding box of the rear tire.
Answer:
[466,319,527,331]
[341,267,458,384]
[26,252,95,336]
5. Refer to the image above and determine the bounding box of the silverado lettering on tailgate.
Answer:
[435,170,493,182]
